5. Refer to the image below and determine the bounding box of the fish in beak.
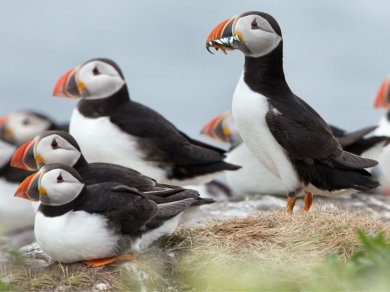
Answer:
[374,76,390,109]
[206,15,242,54]
[14,171,41,202]
[11,139,38,171]
[53,66,83,98]
[201,112,234,143]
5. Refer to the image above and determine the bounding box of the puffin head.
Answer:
[11,131,81,172]
[374,75,390,109]
[200,111,241,145]
[206,11,282,58]
[53,58,126,100]
[15,164,84,206]
[0,111,53,146]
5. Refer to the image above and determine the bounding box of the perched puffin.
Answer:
[52,58,239,186]
[15,164,199,266]
[11,130,214,205]
[372,75,390,191]
[0,111,68,146]
[206,11,379,212]
[0,137,35,233]
[201,112,379,197]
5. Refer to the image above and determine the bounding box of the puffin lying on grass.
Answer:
[11,130,214,206]
[201,111,380,198]
[206,11,379,212]
[51,58,239,186]
[15,164,201,266]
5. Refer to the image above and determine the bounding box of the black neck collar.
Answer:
[38,187,88,217]
[74,154,89,170]
[243,42,292,98]
[77,85,130,117]
[386,111,390,121]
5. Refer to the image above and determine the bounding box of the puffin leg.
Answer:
[303,192,313,212]
[285,192,297,214]
[83,253,136,267]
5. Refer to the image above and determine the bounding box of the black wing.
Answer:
[266,96,377,169]
[75,183,158,235]
[80,163,158,191]
[110,101,228,166]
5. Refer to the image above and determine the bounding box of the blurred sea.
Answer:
[0,0,389,146]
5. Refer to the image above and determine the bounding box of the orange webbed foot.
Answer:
[83,253,136,267]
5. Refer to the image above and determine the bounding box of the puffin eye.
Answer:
[92,66,100,75]
[51,138,59,149]
[57,174,64,183]
[22,118,30,126]
[251,19,260,30]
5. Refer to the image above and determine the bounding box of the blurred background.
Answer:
[0,0,389,145]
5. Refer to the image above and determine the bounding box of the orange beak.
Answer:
[374,76,390,109]
[206,16,241,54]
[201,112,232,143]
[11,140,37,171]
[53,66,82,98]
[14,172,40,201]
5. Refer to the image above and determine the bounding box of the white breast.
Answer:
[35,211,120,263]
[130,215,181,252]
[374,116,390,137]
[0,179,35,234]
[225,143,287,195]
[232,73,300,193]
[70,109,166,181]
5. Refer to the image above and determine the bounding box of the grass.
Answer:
[1,207,390,291]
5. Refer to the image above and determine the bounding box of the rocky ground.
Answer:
[0,192,389,291]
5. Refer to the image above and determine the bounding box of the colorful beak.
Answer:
[53,66,82,98]
[201,112,233,143]
[14,172,40,201]
[11,140,38,171]
[206,16,241,54]
[374,76,390,108]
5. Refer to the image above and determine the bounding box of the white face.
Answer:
[0,139,16,167]
[235,14,282,58]
[35,135,81,167]
[77,60,125,100]
[5,112,51,145]
[40,169,84,206]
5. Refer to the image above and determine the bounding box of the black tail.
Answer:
[295,161,380,192]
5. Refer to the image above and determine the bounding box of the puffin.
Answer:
[15,164,198,266]
[206,11,379,212]
[51,58,239,185]
[0,137,35,233]
[201,112,380,197]
[11,130,214,205]
[371,75,390,192]
[0,111,68,146]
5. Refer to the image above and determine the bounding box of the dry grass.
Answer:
[1,207,389,291]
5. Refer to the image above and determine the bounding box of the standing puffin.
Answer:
[0,111,68,146]
[52,58,239,185]
[11,130,214,205]
[201,111,380,197]
[15,164,198,266]
[0,137,35,233]
[206,11,379,212]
